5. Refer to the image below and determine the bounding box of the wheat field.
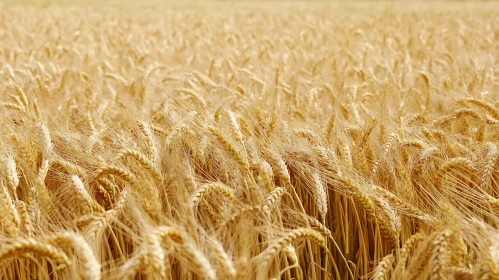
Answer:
[1,1,499,279]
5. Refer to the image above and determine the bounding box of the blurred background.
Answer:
[1,0,495,11]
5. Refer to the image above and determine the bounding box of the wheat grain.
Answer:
[430,230,452,280]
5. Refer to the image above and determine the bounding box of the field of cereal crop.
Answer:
[1,1,499,279]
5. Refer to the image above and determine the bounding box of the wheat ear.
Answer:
[116,149,163,185]
[153,226,217,280]
[430,230,452,280]
[257,228,326,267]
[261,187,286,214]
[189,182,238,208]
[15,201,33,236]
[0,238,70,265]
[0,181,20,228]
[208,238,237,278]
[72,175,105,213]
[464,98,499,120]
[137,121,155,160]
[93,166,135,185]
[46,232,101,280]
[208,126,249,171]
[312,172,328,222]
[373,253,395,280]
[373,185,428,221]
[4,155,19,191]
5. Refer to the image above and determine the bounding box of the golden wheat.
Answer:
[2,1,499,279]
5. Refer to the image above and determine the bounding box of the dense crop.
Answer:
[1,3,499,279]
